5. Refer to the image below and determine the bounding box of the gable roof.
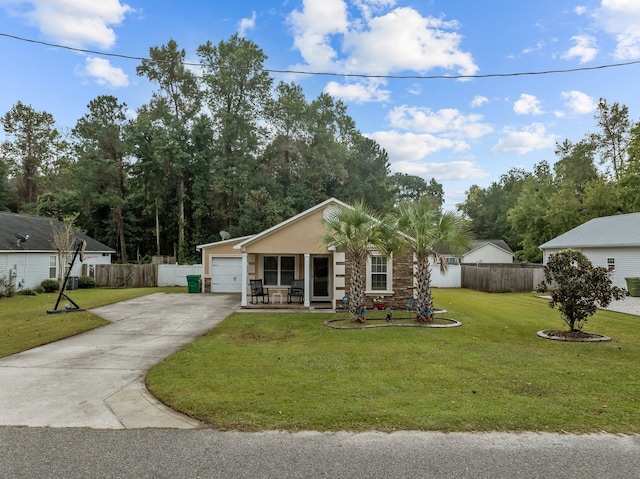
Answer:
[436,239,513,256]
[539,212,640,249]
[233,197,351,250]
[0,212,115,253]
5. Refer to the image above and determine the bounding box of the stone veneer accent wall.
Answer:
[342,249,415,311]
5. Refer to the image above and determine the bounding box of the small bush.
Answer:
[41,279,60,293]
[19,289,38,296]
[0,276,15,298]
[78,276,96,289]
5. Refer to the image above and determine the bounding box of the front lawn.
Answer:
[147,289,640,433]
[0,287,185,358]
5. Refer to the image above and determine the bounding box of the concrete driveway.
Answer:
[0,293,239,429]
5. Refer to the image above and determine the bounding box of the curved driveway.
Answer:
[0,293,239,429]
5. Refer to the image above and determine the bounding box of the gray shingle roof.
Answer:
[539,212,640,249]
[436,239,513,255]
[0,212,115,253]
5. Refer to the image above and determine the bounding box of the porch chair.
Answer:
[249,279,269,304]
[287,279,305,304]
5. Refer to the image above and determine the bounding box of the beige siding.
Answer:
[243,209,329,255]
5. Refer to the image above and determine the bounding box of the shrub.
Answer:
[19,289,38,296]
[0,276,15,298]
[78,276,96,289]
[537,249,626,332]
[40,279,60,293]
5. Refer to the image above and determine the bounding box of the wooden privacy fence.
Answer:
[94,264,158,288]
[461,263,544,293]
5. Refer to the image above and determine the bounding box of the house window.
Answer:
[607,258,615,272]
[367,254,392,292]
[49,256,57,279]
[263,256,295,286]
[446,257,459,265]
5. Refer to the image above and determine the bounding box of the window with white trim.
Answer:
[607,257,615,271]
[263,255,296,286]
[366,254,392,292]
[49,256,57,279]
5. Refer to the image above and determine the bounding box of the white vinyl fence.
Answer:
[431,264,462,288]
[158,264,203,287]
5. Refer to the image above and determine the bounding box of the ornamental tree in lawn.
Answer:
[537,249,626,332]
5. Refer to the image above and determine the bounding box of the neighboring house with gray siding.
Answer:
[0,212,114,290]
[539,212,640,289]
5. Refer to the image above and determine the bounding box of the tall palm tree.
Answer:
[397,198,472,321]
[320,201,394,322]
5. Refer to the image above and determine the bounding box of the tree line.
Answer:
[0,35,442,263]
[3,34,637,265]
[458,98,640,262]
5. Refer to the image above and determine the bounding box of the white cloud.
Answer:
[575,6,588,15]
[513,94,543,115]
[391,159,489,181]
[343,7,477,76]
[562,35,598,63]
[287,2,478,80]
[561,90,596,114]
[287,0,349,70]
[387,105,493,140]
[471,96,489,108]
[492,123,556,155]
[353,0,396,21]
[324,79,391,103]
[471,95,489,108]
[1,0,133,49]
[77,57,129,88]
[238,11,256,36]
[521,40,546,55]
[596,0,640,59]
[370,130,457,162]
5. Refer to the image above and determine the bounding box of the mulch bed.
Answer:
[537,330,612,342]
[325,317,461,329]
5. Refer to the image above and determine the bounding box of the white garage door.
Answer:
[211,257,242,293]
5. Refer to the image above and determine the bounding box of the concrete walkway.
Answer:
[0,293,239,429]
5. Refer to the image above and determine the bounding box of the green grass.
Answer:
[0,286,185,358]
[147,288,640,433]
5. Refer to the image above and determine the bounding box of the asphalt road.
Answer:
[2,428,639,478]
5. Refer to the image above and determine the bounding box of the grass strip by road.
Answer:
[147,289,640,433]
[0,287,185,358]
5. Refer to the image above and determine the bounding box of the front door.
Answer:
[312,256,330,301]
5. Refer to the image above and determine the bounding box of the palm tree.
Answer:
[397,198,472,321]
[320,201,394,322]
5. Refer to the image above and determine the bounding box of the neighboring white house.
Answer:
[0,212,115,290]
[539,212,640,289]
[436,239,515,265]
[429,240,514,288]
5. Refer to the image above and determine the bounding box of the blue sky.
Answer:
[1,0,640,208]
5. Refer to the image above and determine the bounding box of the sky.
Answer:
[1,0,640,209]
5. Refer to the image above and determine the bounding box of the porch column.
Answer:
[304,253,310,307]
[241,253,248,307]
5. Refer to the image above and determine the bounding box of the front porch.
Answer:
[242,300,335,311]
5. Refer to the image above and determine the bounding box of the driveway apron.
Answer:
[0,293,239,429]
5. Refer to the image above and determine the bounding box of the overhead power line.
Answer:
[2,31,640,80]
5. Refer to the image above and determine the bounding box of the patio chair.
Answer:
[287,279,304,304]
[249,279,269,304]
